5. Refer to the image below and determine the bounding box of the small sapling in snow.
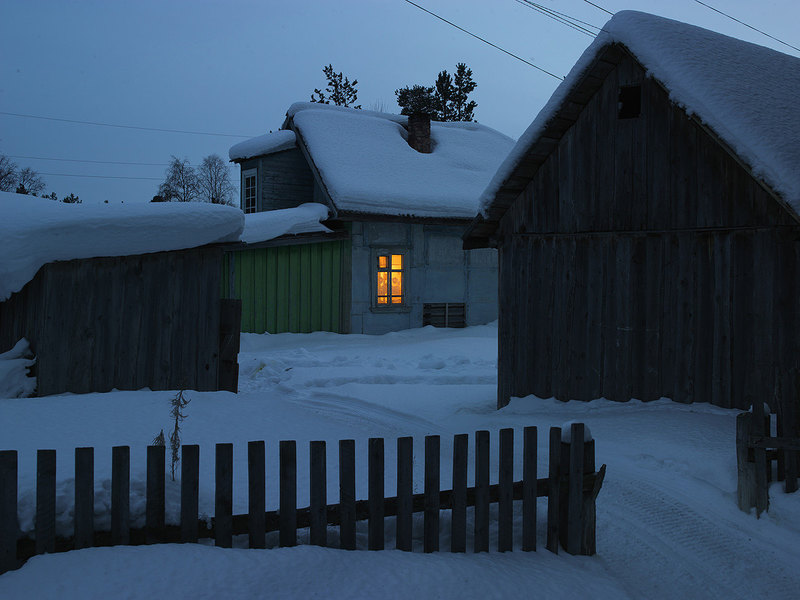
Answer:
[168,390,191,481]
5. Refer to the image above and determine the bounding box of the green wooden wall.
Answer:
[222,240,349,334]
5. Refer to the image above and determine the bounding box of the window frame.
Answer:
[372,249,408,311]
[242,168,258,214]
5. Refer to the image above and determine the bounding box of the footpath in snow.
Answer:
[1,323,799,599]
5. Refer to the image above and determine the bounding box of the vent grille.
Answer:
[423,303,466,328]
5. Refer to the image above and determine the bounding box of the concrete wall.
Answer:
[348,221,497,335]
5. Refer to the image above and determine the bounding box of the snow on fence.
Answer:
[736,400,800,516]
[0,425,606,575]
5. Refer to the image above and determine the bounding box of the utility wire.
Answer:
[515,0,598,37]
[9,155,171,167]
[524,2,603,32]
[401,0,564,80]
[583,0,613,16]
[693,1,800,53]
[37,172,163,181]
[0,111,252,138]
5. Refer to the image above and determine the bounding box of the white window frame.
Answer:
[242,168,258,214]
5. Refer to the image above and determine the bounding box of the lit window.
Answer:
[243,169,257,214]
[377,253,404,305]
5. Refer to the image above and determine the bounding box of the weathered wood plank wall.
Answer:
[0,246,227,395]
[496,53,800,410]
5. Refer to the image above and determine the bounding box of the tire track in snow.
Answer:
[598,477,800,600]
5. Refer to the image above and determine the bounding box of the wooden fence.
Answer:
[0,425,605,575]
[736,401,799,516]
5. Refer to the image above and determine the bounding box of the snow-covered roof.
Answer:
[0,192,244,301]
[232,102,516,219]
[479,10,800,216]
[240,203,332,244]
[229,130,296,161]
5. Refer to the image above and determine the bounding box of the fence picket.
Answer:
[368,438,384,551]
[216,443,233,548]
[751,399,770,514]
[146,445,165,544]
[181,445,200,543]
[474,430,490,553]
[111,446,129,546]
[310,441,327,547]
[36,449,56,554]
[498,428,514,552]
[396,436,413,552]
[451,434,468,553]
[339,439,356,550]
[74,447,94,549]
[248,441,266,549]
[546,427,561,553]
[522,426,537,551]
[279,440,297,547]
[0,450,18,575]
[424,435,440,553]
[567,423,585,555]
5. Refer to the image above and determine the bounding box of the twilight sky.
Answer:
[1,0,798,205]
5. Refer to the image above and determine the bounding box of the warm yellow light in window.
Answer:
[378,256,388,269]
[377,272,388,297]
[391,272,402,296]
[391,254,402,270]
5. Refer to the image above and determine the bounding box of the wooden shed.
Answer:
[463,12,800,412]
[0,194,244,396]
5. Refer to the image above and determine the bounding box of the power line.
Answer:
[582,0,613,16]
[515,1,599,37]
[401,0,564,80]
[37,172,163,181]
[0,111,252,138]
[693,1,800,53]
[9,155,170,167]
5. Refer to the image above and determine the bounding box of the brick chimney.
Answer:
[407,113,432,154]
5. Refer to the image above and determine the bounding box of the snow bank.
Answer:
[287,103,515,218]
[228,130,296,161]
[0,192,244,300]
[480,10,800,216]
[0,339,35,398]
[240,203,332,244]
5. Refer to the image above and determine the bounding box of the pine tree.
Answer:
[310,64,361,109]
[452,63,477,121]
[394,84,436,117]
[395,63,478,122]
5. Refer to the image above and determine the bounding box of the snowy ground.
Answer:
[1,323,799,599]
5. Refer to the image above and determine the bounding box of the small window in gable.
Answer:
[242,168,257,214]
[376,253,404,305]
[618,85,641,119]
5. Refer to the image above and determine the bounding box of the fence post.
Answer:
[0,450,17,575]
[396,436,413,552]
[565,424,585,555]
[279,440,297,547]
[146,445,165,544]
[751,400,770,516]
[248,441,266,549]
[36,449,57,554]
[474,430,490,553]
[546,427,560,554]
[339,440,356,550]
[181,445,200,543]
[736,412,757,512]
[522,426,537,552]
[451,434,468,553]
[310,441,327,547]
[424,435,440,553]
[498,428,513,552]
[111,446,130,546]
[368,438,384,551]
[75,447,94,549]
[215,443,233,548]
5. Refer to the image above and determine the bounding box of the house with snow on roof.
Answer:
[464,10,800,416]
[229,103,515,335]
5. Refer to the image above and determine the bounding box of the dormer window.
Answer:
[242,168,257,213]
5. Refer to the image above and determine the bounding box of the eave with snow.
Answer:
[466,10,800,415]
[228,104,515,335]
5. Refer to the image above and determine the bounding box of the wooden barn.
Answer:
[229,103,514,335]
[463,11,800,412]
[0,193,244,396]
